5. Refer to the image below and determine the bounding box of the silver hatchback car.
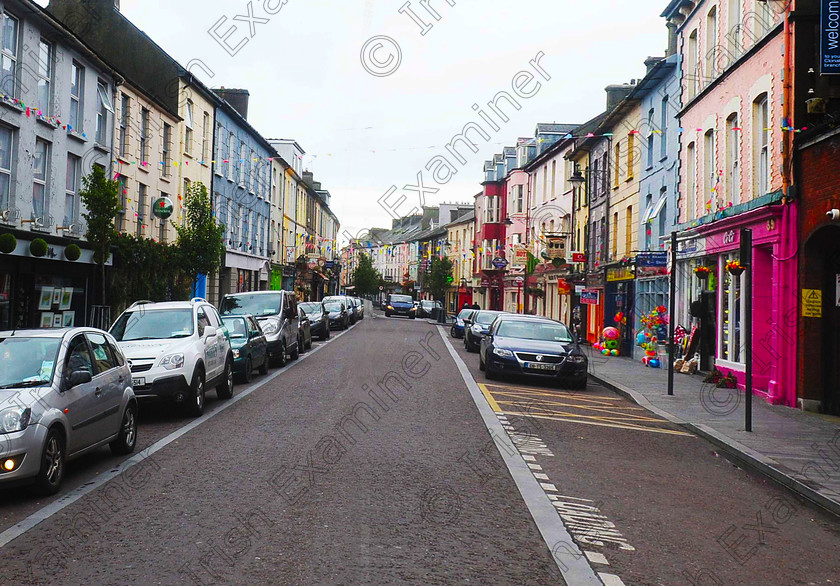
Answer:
[0,328,138,495]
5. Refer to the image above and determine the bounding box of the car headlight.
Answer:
[471,324,482,333]
[493,348,514,358]
[456,319,464,326]
[568,355,587,364]
[387,305,393,310]
[232,349,240,359]
[0,407,31,434]
[261,321,279,335]
[159,353,185,370]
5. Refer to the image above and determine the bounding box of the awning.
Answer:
[225,251,270,272]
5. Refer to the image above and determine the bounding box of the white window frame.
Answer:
[36,39,52,114]
[64,154,79,226]
[96,81,113,145]
[0,12,19,99]
[69,61,83,132]
[139,107,149,163]
[202,112,210,162]
[184,100,194,154]
[32,139,49,221]
[0,124,12,211]
[717,253,745,366]
[118,93,129,158]
[136,183,147,236]
[162,123,172,178]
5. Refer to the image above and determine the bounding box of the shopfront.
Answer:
[583,271,604,345]
[604,264,635,356]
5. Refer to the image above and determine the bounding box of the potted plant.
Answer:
[694,266,711,280]
[0,232,15,254]
[64,243,82,261]
[726,259,746,276]
[30,238,48,257]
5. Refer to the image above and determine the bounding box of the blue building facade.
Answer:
[212,97,274,298]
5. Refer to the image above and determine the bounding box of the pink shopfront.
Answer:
[696,203,798,407]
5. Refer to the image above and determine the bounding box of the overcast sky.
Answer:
[59,0,669,242]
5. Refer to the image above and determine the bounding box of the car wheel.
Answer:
[243,357,253,383]
[110,403,138,455]
[217,358,235,400]
[479,353,486,371]
[275,342,287,368]
[258,355,269,375]
[320,326,329,341]
[485,363,498,380]
[306,335,313,350]
[35,428,65,495]
[290,340,300,361]
[385,312,391,317]
[186,367,206,417]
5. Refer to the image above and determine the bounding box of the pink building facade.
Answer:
[671,0,797,406]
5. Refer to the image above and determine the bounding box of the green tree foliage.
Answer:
[175,182,225,292]
[427,256,454,301]
[352,253,381,296]
[79,166,121,304]
[110,235,191,311]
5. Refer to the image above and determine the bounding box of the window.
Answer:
[612,211,618,258]
[514,184,524,213]
[647,109,655,168]
[753,93,769,197]
[69,62,83,131]
[687,30,698,99]
[725,112,740,206]
[64,336,92,376]
[239,143,247,187]
[0,125,11,211]
[32,140,49,221]
[704,129,716,208]
[644,193,653,250]
[118,93,129,158]
[184,100,194,154]
[116,175,127,231]
[660,97,668,158]
[162,123,172,178]
[718,253,744,363]
[755,0,773,38]
[658,200,667,242]
[228,133,235,180]
[625,205,632,255]
[542,166,547,202]
[65,154,80,226]
[159,193,168,242]
[96,81,113,145]
[202,112,210,162]
[136,183,147,236]
[705,6,718,83]
[686,141,696,220]
[550,160,556,198]
[0,12,18,98]
[614,142,621,186]
[139,108,149,163]
[86,333,117,374]
[627,132,635,179]
[35,39,52,114]
[728,0,742,59]
[249,150,256,193]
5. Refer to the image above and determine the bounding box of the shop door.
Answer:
[605,282,634,356]
[824,249,840,415]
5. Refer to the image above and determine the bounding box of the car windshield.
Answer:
[299,302,322,315]
[457,309,473,319]
[324,303,343,313]
[421,301,435,308]
[0,336,61,388]
[475,312,502,325]
[220,293,282,317]
[221,317,248,339]
[496,320,574,342]
[110,309,195,341]
[390,295,412,304]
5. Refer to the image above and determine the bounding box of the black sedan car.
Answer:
[479,315,588,389]
[450,308,475,339]
[300,301,330,340]
[324,300,351,330]
[464,310,506,352]
[221,315,269,383]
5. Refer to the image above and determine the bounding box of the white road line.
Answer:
[534,472,550,481]
[598,573,626,585]
[584,551,609,565]
[554,495,595,502]
[522,455,536,462]
[0,322,357,550]
[439,330,601,585]
[527,463,543,471]
[540,482,558,491]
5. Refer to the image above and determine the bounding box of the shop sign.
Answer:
[285,247,296,263]
[580,289,600,305]
[575,284,585,294]
[325,261,335,269]
[480,278,490,287]
[571,252,586,263]
[606,266,635,282]
[677,237,706,259]
[151,196,174,220]
[491,256,509,269]
[282,266,296,278]
[802,288,822,317]
[513,246,529,266]
[586,273,604,288]
[636,266,668,278]
[722,230,737,245]
[821,0,840,74]
[557,279,571,295]
[636,251,667,267]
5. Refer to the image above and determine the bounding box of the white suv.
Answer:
[109,298,234,417]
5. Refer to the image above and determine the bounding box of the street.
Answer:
[1,309,839,585]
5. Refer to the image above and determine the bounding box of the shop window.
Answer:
[718,253,744,364]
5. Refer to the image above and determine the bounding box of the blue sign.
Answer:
[325,261,335,269]
[822,0,840,73]
[636,252,667,267]
[491,257,509,269]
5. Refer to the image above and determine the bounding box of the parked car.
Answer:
[353,297,365,320]
[450,308,476,338]
[324,300,351,330]
[464,310,507,352]
[385,294,416,318]
[111,299,234,417]
[417,299,442,319]
[0,328,138,494]
[298,306,312,353]
[479,315,588,389]
[299,302,330,340]
[324,296,357,324]
[220,290,300,367]
[221,315,268,383]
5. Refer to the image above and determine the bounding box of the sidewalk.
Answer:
[587,354,840,518]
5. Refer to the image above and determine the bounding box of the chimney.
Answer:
[644,56,664,74]
[114,0,120,10]
[213,88,250,120]
[605,83,634,110]
[666,21,678,57]
[302,170,314,187]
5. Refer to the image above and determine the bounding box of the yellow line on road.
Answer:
[484,384,624,402]
[497,401,666,425]
[501,411,695,437]
[478,383,502,413]
[491,390,644,411]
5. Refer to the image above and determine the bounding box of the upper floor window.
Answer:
[647,108,655,168]
[614,142,621,187]
[32,139,49,221]
[725,112,740,206]
[705,6,718,84]
[69,61,84,132]
[184,100,194,154]
[96,81,113,145]
[727,0,742,59]
[687,30,699,99]
[228,133,235,181]
[753,93,769,197]
[660,96,669,158]
[140,108,149,162]
[627,132,635,179]
[0,12,18,98]
[202,112,210,162]
[36,39,52,114]
[162,123,172,178]
[65,154,80,226]
[686,141,697,220]
[118,93,129,158]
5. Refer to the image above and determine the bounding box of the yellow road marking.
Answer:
[483,383,624,400]
[497,402,667,425]
[478,383,502,413]
[491,390,645,411]
[501,411,694,437]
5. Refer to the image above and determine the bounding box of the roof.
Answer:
[536,123,580,134]
[524,111,607,170]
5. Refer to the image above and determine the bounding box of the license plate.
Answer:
[132,377,145,387]
[525,362,555,371]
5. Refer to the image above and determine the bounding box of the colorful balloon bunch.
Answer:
[594,326,620,356]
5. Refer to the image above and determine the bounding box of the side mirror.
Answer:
[67,370,92,388]
[204,326,217,339]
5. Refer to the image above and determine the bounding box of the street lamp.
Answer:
[502,216,514,226]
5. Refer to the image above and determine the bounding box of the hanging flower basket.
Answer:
[725,260,746,276]
[694,266,711,280]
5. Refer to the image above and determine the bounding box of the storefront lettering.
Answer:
[722,230,736,245]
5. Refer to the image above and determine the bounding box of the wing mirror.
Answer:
[67,370,92,388]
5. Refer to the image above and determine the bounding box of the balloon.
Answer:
[649,359,660,368]
[603,327,620,340]
[611,349,619,356]
[602,349,610,355]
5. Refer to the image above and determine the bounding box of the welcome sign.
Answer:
[822,0,840,73]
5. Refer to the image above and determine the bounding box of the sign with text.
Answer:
[513,246,529,266]
[636,251,667,267]
[802,288,822,318]
[580,289,600,305]
[571,252,586,263]
[822,0,840,73]
[606,266,635,282]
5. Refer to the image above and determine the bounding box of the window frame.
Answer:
[69,61,84,132]
[64,154,80,226]
[32,139,49,221]
[95,80,113,145]
[36,38,52,115]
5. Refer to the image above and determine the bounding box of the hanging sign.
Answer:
[571,252,586,263]
[802,288,822,318]
[513,246,529,266]
[151,196,174,220]
[580,289,600,305]
[821,0,840,73]
[491,257,509,269]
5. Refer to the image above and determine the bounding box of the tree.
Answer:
[79,166,121,305]
[427,256,454,303]
[175,182,225,296]
[352,253,381,296]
